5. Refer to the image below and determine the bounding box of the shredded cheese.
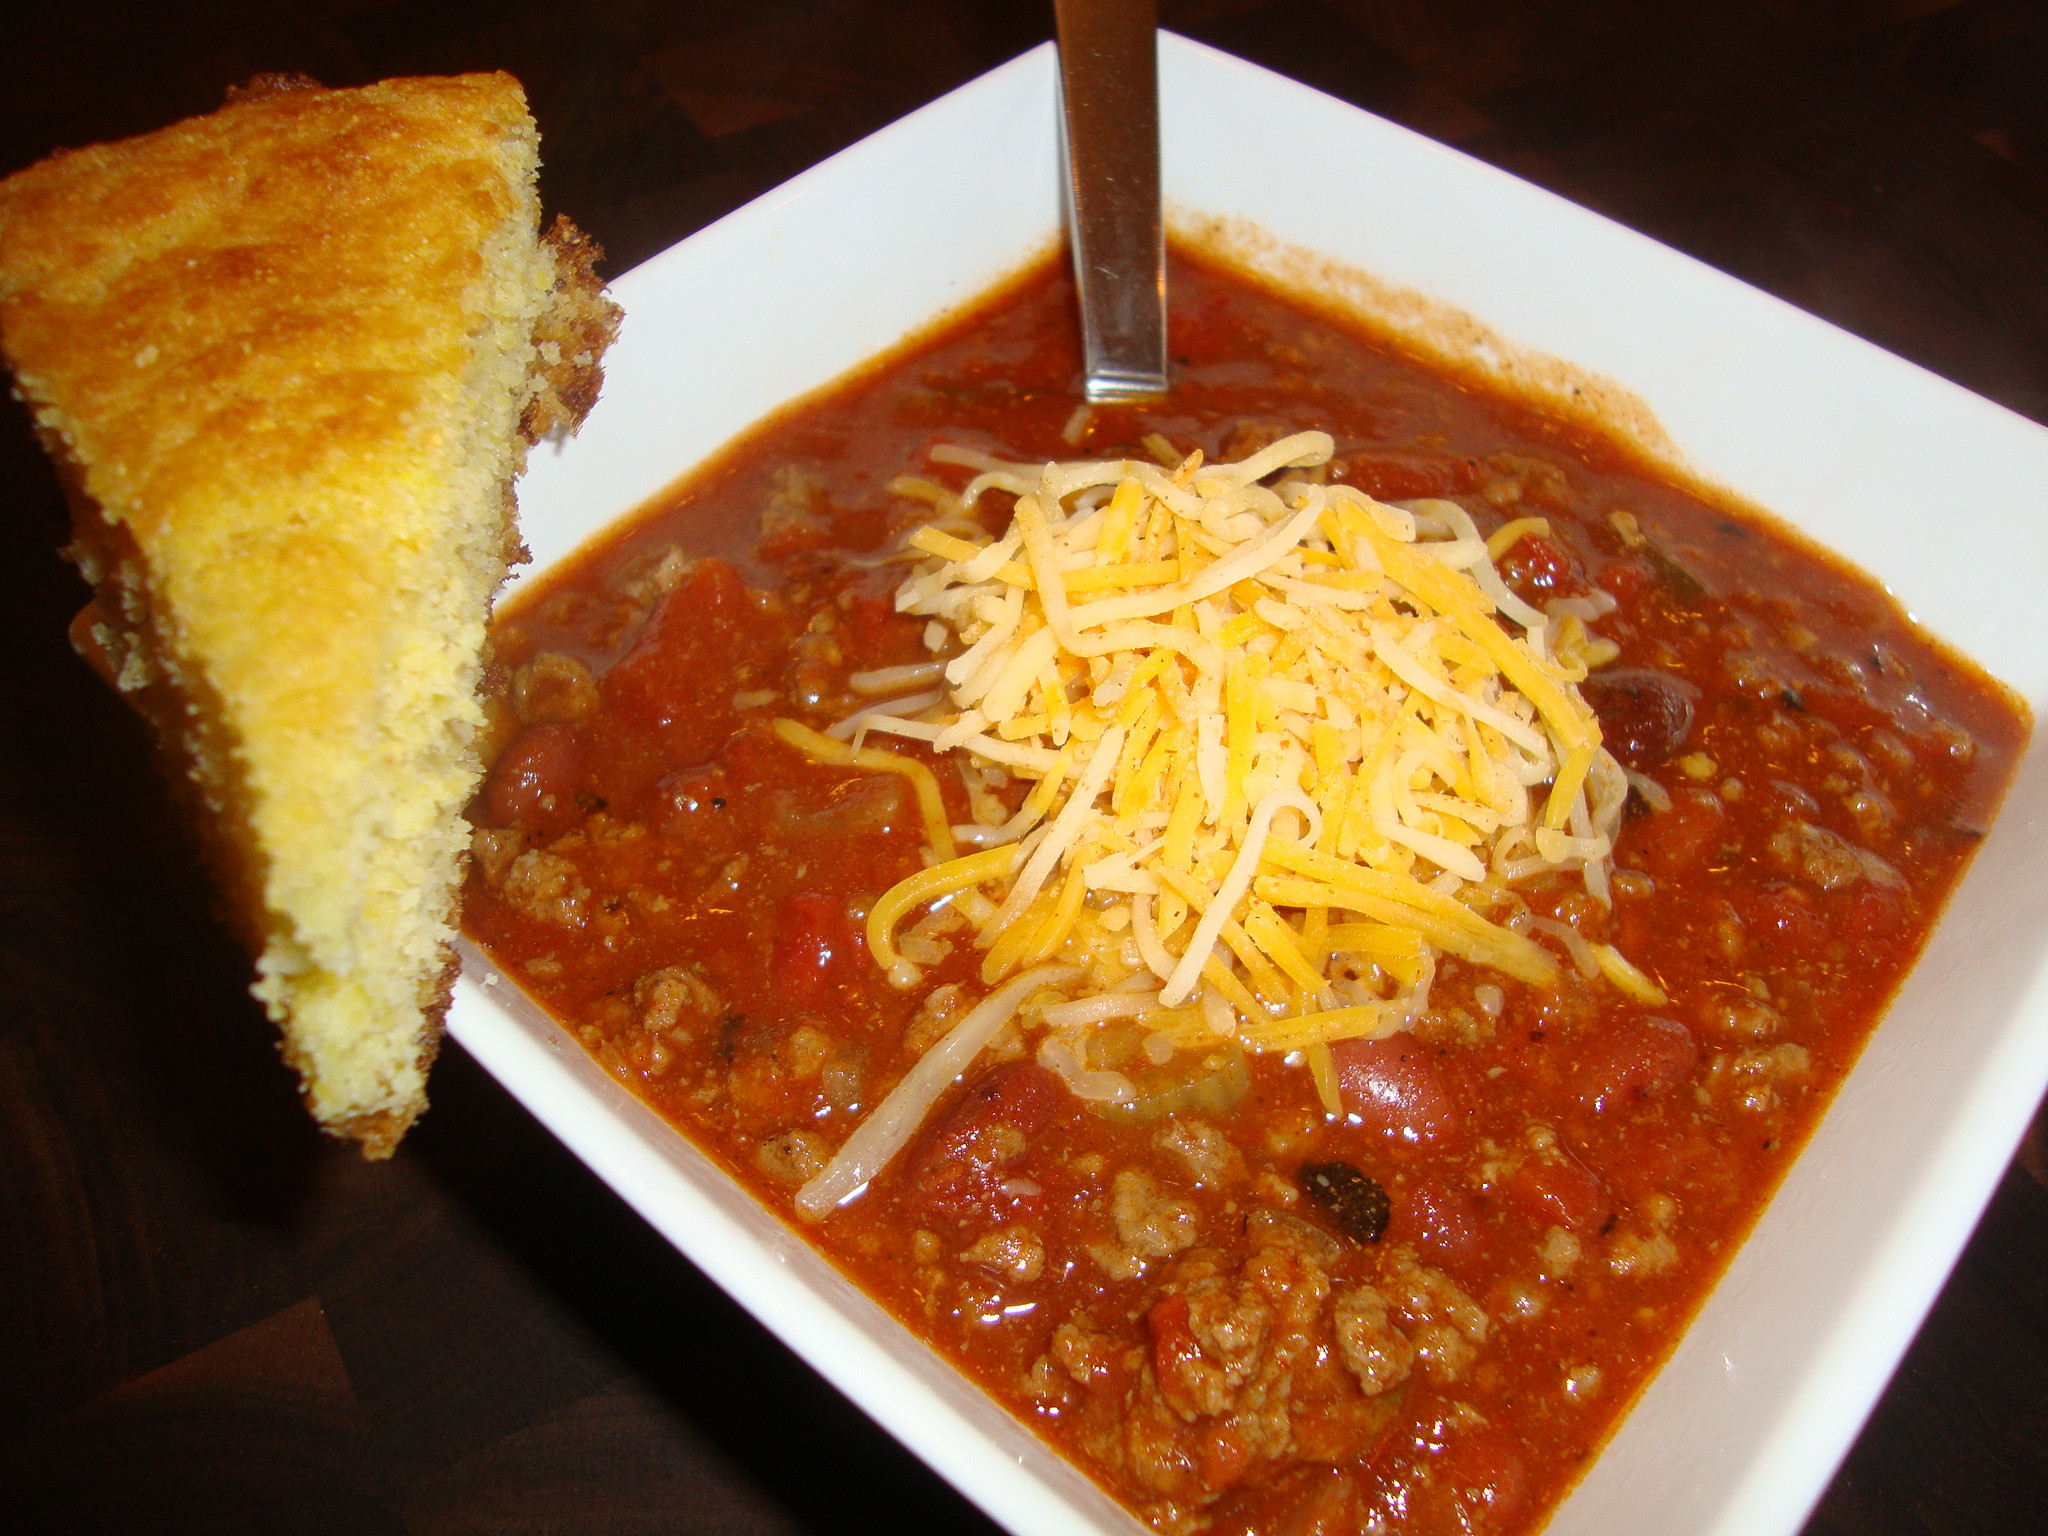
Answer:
[791,431,1652,1208]
[771,718,957,860]
[865,431,1627,999]
[796,964,1078,1216]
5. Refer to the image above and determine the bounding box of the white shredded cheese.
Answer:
[773,430,1647,1188]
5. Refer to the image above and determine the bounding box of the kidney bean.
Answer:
[904,1062,1063,1226]
[1299,1162,1392,1243]
[482,723,585,836]
[1333,1037,1458,1147]
[1578,1015,1699,1113]
[1580,669,1699,769]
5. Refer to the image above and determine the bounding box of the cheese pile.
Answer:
[783,430,1652,1210]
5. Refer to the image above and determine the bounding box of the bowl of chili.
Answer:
[451,32,2048,1536]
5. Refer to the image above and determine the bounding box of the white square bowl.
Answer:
[450,33,2048,1536]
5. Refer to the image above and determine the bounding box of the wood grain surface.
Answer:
[4,3,2046,1533]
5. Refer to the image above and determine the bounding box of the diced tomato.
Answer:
[1507,1145,1611,1235]
[652,764,737,848]
[1843,882,1909,954]
[481,723,585,836]
[1757,778,1822,820]
[840,581,902,652]
[600,559,752,764]
[1197,1426,1253,1499]
[1332,1038,1458,1147]
[1577,1015,1698,1114]
[903,1062,1063,1226]
[1610,1129,1717,1203]
[770,890,860,1007]
[1594,558,1649,605]
[721,724,779,782]
[1387,1176,1487,1275]
[1496,533,1583,602]
[1150,1315,1321,1490]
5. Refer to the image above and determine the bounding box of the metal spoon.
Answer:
[1055,0,1167,401]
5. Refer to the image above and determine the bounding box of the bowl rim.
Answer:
[459,32,2048,1536]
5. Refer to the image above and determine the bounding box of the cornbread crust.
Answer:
[0,73,618,1155]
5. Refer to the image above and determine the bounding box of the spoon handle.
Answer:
[1055,0,1167,401]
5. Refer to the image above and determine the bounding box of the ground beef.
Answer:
[499,849,589,927]
[1333,1285,1413,1396]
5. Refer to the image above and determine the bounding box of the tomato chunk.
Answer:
[840,580,903,653]
[653,763,738,849]
[1843,882,1910,959]
[1343,452,1477,502]
[1148,1292,1213,1421]
[1419,1430,1532,1534]
[601,559,753,764]
[1209,1464,1361,1536]
[1621,784,1726,878]
[770,890,860,1007]
[1748,882,1828,967]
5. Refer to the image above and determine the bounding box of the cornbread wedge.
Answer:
[0,72,618,1155]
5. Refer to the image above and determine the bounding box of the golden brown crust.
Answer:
[523,214,622,442]
[221,72,324,105]
[337,956,452,1159]
[0,73,537,546]
[0,72,613,1157]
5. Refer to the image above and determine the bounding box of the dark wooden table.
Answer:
[5,3,2046,1532]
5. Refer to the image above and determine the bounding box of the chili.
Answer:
[463,249,2026,1535]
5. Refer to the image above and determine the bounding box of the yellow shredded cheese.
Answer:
[771,718,957,860]
[1593,942,1669,1005]
[864,844,1021,987]
[829,431,1640,1125]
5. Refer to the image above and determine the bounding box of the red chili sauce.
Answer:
[463,250,2027,1535]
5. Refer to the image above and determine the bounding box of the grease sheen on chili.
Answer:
[463,250,2026,1536]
